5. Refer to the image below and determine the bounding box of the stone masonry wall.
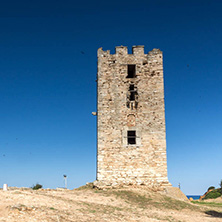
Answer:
[96,45,170,187]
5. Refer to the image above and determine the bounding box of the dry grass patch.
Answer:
[106,189,200,211]
[192,201,222,207]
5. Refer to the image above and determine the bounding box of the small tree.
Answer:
[220,180,222,194]
[32,183,43,190]
[207,186,215,191]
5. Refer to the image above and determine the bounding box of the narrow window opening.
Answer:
[127,130,136,145]
[130,92,135,101]
[126,84,138,109]
[129,84,134,90]
[129,84,136,101]
[127,65,136,78]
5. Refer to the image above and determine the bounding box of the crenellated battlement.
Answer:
[98,46,162,57]
[132,45,144,56]
[115,46,128,55]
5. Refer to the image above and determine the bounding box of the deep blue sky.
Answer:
[0,0,221,195]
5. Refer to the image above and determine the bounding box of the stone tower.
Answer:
[95,45,170,188]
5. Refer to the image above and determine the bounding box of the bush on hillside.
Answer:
[207,186,215,191]
[203,189,221,200]
[220,180,222,194]
[75,182,95,190]
[32,183,43,190]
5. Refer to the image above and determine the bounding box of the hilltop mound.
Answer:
[0,186,221,221]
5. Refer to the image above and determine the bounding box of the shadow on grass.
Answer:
[205,210,222,218]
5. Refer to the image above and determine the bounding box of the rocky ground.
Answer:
[0,185,222,222]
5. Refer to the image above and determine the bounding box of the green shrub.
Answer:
[207,186,215,191]
[32,183,43,190]
[219,180,222,194]
[203,189,221,200]
[76,182,95,190]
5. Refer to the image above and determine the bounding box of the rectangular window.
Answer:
[127,130,136,145]
[129,84,136,101]
[130,91,135,101]
[127,65,136,78]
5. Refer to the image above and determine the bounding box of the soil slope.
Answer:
[0,186,222,222]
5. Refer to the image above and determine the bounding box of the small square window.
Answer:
[127,65,136,78]
[127,130,136,145]
[129,84,134,90]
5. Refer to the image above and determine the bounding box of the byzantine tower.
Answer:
[95,45,170,188]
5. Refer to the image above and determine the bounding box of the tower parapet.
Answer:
[115,46,128,55]
[132,45,144,55]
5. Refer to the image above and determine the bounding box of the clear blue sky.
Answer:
[0,0,221,195]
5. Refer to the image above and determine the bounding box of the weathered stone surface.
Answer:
[96,45,170,188]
